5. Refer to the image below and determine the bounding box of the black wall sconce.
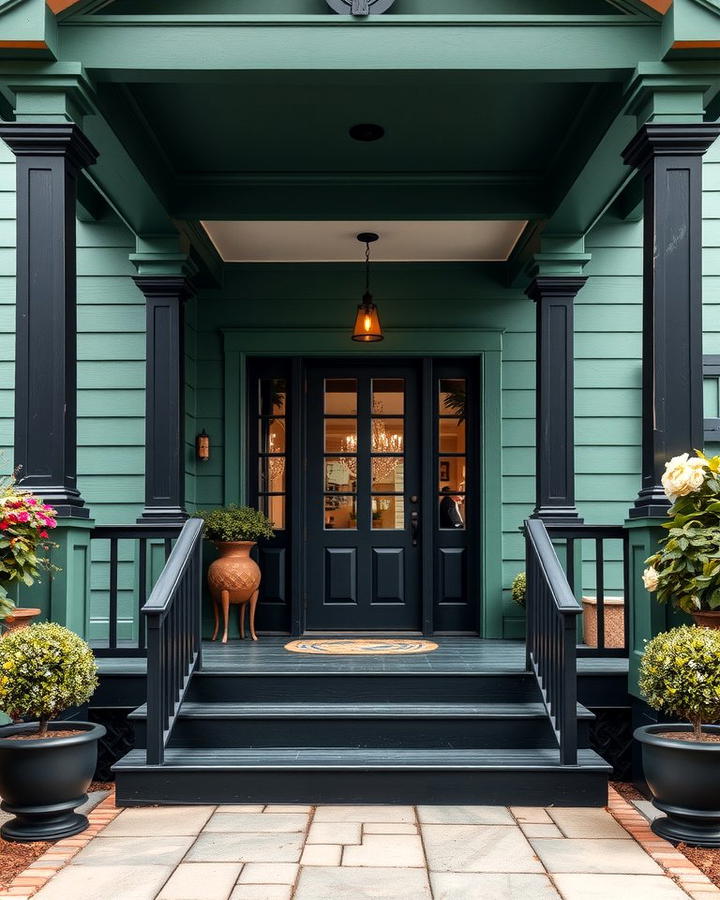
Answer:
[196,430,210,462]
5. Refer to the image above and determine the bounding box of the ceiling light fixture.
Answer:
[349,123,385,142]
[352,232,384,343]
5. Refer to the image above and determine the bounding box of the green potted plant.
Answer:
[197,506,275,643]
[635,625,720,847]
[643,451,720,628]
[511,571,526,608]
[0,622,104,842]
[0,477,59,632]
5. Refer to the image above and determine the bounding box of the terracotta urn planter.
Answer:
[2,608,41,635]
[207,541,261,643]
[692,610,720,629]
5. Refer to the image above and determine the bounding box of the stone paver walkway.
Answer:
[2,791,711,900]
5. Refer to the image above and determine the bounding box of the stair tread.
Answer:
[114,746,610,772]
[130,701,593,720]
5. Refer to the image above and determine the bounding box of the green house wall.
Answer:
[2,135,720,637]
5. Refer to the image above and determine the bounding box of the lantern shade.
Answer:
[352,293,384,342]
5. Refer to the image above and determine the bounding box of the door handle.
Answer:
[410,509,419,547]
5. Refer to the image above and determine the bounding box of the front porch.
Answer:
[2,0,720,808]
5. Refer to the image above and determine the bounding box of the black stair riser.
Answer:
[137,718,591,751]
[115,767,608,807]
[186,673,539,704]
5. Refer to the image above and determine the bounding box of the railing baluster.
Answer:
[595,538,605,652]
[138,538,148,651]
[109,538,119,651]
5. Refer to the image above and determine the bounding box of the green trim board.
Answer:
[220,327,504,639]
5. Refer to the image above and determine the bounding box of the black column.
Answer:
[623,123,720,518]
[133,276,193,524]
[526,276,587,523]
[0,123,98,517]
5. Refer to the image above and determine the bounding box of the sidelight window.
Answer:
[257,378,287,530]
[438,378,467,529]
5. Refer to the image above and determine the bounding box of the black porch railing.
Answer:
[143,517,204,765]
[524,518,582,765]
[90,524,181,658]
[545,524,630,658]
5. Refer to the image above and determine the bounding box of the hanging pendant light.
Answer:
[352,232,384,343]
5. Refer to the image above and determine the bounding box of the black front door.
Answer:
[306,363,421,630]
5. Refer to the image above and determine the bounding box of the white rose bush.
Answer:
[643,451,720,615]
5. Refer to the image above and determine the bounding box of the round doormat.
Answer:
[284,638,438,655]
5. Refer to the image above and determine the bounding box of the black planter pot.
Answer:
[0,721,106,842]
[635,723,720,847]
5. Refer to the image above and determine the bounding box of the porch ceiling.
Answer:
[200,219,527,262]
[95,74,621,222]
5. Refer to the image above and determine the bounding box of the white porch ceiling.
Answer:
[200,220,527,263]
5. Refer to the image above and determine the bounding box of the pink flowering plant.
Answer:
[0,476,58,620]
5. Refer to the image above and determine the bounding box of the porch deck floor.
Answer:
[96,637,628,677]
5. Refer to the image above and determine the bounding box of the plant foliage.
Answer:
[0,476,59,621]
[0,622,98,735]
[197,505,275,543]
[639,625,720,741]
[644,451,720,615]
[511,571,526,608]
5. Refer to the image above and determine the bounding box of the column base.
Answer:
[531,506,584,526]
[629,486,670,520]
[18,485,89,519]
[137,507,189,526]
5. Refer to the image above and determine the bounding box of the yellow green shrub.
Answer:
[639,625,720,740]
[0,623,98,735]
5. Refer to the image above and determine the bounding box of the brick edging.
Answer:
[0,790,120,899]
[607,786,720,899]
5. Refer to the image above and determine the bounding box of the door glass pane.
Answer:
[325,378,357,415]
[439,457,466,494]
[371,418,404,454]
[325,458,356,491]
[259,457,286,493]
[325,419,357,453]
[372,378,404,415]
[259,495,285,530]
[439,491,466,530]
[259,378,286,416]
[260,418,286,454]
[325,495,357,530]
[372,496,405,530]
[439,417,465,453]
[372,457,404,492]
[439,378,466,419]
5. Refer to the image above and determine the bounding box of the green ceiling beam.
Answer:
[546,66,719,237]
[171,176,547,221]
[57,18,661,77]
[1,63,175,235]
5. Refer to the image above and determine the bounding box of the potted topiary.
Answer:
[0,477,59,632]
[635,624,720,847]
[643,451,720,628]
[0,622,105,842]
[197,506,275,643]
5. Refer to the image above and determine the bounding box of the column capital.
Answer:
[0,122,98,171]
[622,122,720,171]
[525,276,588,304]
[132,274,196,304]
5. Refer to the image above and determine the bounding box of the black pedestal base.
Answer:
[0,796,89,843]
[651,803,720,848]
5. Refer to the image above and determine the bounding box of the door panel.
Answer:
[306,363,421,630]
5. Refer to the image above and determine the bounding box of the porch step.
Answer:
[129,701,594,750]
[113,746,611,807]
[186,671,540,704]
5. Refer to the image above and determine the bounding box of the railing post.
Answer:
[145,616,164,765]
[561,614,578,765]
